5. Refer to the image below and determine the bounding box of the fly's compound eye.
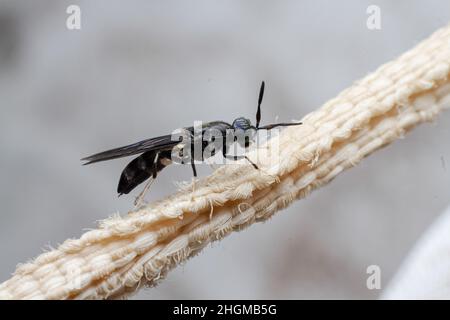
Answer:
[232,117,252,131]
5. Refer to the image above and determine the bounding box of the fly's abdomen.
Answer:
[118,151,155,195]
[117,150,172,195]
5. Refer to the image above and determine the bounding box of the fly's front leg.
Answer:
[243,155,259,169]
[225,154,259,170]
[222,145,259,170]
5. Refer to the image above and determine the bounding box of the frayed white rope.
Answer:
[1,24,450,300]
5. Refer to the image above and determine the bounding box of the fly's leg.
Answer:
[134,178,154,208]
[224,154,259,170]
[190,160,197,201]
[134,152,159,208]
[243,155,259,170]
[222,141,255,170]
[222,145,259,170]
[223,150,280,182]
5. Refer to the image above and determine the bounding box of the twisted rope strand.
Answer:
[1,24,450,299]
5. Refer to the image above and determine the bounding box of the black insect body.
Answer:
[117,149,172,195]
[82,82,302,201]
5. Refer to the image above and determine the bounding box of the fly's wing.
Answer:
[82,134,182,165]
[258,122,302,130]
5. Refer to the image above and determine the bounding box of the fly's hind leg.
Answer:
[134,178,154,208]
[134,152,160,208]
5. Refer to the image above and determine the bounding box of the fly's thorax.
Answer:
[168,120,280,166]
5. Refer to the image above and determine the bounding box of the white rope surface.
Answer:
[1,24,449,300]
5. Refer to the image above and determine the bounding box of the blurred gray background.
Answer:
[0,0,449,299]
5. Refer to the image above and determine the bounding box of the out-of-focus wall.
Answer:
[0,0,449,299]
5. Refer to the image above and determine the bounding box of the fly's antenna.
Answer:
[257,122,302,130]
[256,81,265,129]
[254,80,302,131]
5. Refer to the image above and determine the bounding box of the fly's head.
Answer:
[232,117,257,148]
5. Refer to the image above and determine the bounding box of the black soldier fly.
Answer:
[82,81,302,205]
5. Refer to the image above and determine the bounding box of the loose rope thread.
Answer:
[1,24,450,300]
